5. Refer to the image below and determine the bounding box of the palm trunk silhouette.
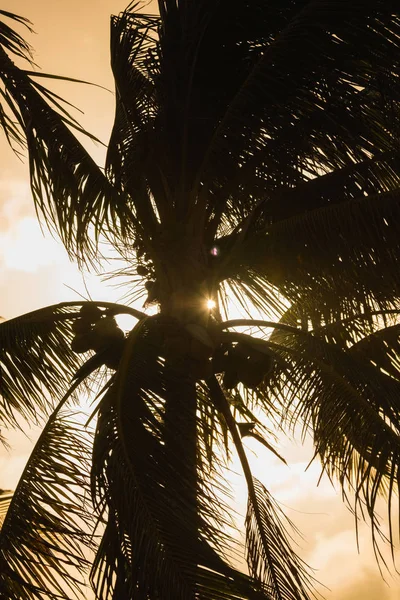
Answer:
[164,369,198,598]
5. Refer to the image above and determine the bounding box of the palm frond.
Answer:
[0,385,95,600]
[222,326,400,558]
[0,10,33,64]
[198,2,400,224]
[221,188,400,320]
[265,151,400,223]
[246,479,314,600]
[0,303,82,429]
[0,10,34,151]
[207,376,316,600]
[91,316,269,599]
[0,489,12,529]
[348,323,400,383]
[0,13,127,264]
[0,300,143,433]
[156,1,295,210]
[107,9,164,235]
[295,307,400,383]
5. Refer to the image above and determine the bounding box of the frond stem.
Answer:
[218,319,302,335]
[15,301,147,323]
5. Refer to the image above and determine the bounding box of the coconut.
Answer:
[103,338,126,369]
[91,317,125,352]
[238,350,274,389]
[137,265,149,276]
[79,304,103,324]
[71,333,94,354]
[72,318,92,335]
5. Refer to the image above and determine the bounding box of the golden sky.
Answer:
[0,2,399,598]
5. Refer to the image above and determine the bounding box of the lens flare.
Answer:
[207,299,216,310]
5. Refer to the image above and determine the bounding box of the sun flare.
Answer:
[206,299,216,310]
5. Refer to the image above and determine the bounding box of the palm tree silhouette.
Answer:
[1,2,400,598]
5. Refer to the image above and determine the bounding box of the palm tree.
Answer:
[1,1,400,598]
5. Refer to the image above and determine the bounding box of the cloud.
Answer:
[0,216,68,272]
[335,567,394,600]
[0,179,34,233]
[0,421,42,489]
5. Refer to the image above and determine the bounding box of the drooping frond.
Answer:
[0,11,127,264]
[349,323,400,384]
[246,479,315,600]
[0,303,82,428]
[0,389,95,600]
[207,376,316,600]
[0,300,144,434]
[91,316,270,599]
[221,324,400,556]
[0,10,33,62]
[0,10,33,149]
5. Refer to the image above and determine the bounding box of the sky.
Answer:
[0,2,399,598]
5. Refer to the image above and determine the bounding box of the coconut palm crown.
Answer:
[1,2,400,599]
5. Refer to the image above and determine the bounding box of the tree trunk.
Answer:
[164,372,198,600]
[158,255,209,598]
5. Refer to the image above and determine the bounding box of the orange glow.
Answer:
[206,299,216,310]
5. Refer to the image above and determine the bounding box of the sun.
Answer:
[206,299,216,310]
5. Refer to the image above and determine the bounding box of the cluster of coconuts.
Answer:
[70,303,273,387]
[71,305,125,369]
[159,318,273,389]
[213,342,274,390]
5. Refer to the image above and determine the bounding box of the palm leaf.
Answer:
[106,9,163,236]
[246,479,314,600]
[220,188,400,320]
[264,151,400,223]
[0,300,144,434]
[198,1,400,214]
[0,10,34,62]
[0,385,95,599]
[91,316,269,599]
[207,376,315,600]
[0,10,33,150]
[348,323,400,382]
[0,303,82,429]
[222,326,400,558]
[0,12,126,264]
[0,489,12,529]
